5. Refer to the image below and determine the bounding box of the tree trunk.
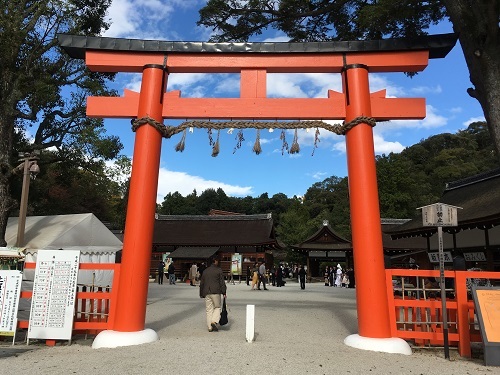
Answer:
[444,0,500,162]
[0,116,16,247]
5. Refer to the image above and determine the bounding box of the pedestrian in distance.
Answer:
[246,265,251,286]
[168,262,176,285]
[257,260,268,290]
[157,260,165,285]
[335,264,343,287]
[189,262,198,286]
[298,265,306,290]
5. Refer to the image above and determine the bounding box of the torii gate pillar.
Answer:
[92,65,166,348]
[342,65,410,354]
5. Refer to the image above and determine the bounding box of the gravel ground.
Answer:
[0,280,497,375]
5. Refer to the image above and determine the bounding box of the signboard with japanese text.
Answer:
[231,253,242,275]
[309,251,327,257]
[428,252,453,263]
[0,270,23,339]
[420,203,459,227]
[464,252,487,262]
[327,251,346,258]
[28,250,80,341]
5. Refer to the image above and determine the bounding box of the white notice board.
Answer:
[28,250,80,341]
[0,270,23,339]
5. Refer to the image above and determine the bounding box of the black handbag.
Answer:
[219,297,228,326]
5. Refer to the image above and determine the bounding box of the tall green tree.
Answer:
[198,0,500,161]
[0,0,118,246]
[275,201,313,247]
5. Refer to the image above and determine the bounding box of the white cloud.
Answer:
[331,132,404,155]
[372,134,405,154]
[311,171,328,180]
[381,105,448,131]
[462,116,485,126]
[267,74,309,97]
[267,73,342,98]
[156,167,253,202]
[263,35,291,42]
[332,140,346,153]
[103,0,136,37]
[103,0,202,39]
[409,85,442,95]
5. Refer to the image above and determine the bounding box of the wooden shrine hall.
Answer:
[388,168,500,272]
[291,219,428,277]
[151,212,281,280]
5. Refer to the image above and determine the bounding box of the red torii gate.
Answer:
[59,33,457,352]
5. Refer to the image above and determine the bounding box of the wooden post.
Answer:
[343,64,392,338]
[113,65,166,332]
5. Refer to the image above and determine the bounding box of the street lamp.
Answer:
[15,151,40,248]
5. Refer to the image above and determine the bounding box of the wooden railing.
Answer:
[385,269,500,357]
[18,262,120,345]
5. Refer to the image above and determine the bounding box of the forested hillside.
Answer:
[156,122,497,245]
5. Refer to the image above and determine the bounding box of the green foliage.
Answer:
[198,0,446,42]
[275,201,313,247]
[155,121,497,252]
[0,0,117,246]
[198,1,500,163]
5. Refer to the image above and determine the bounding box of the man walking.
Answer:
[189,262,198,286]
[257,261,268,290]
[168,262,176,285]
[199,257,227,332]
[157,260,165,285]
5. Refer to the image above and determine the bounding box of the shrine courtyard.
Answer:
[0,280,489,375]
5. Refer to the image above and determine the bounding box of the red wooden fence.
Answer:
[17,262,120,345]
[386,269,499,357]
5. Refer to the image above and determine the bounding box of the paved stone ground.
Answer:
[0,279,496,375]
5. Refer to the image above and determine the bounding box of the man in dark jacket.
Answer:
[167,262,176,285]
[199,257,227,332]
[157,260,165,285]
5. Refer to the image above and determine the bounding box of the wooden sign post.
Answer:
[419,203,461,359]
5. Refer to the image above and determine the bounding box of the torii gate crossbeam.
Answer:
[58,33,457,352]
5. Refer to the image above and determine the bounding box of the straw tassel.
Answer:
[280,129,289,155]
[233,129,245,154]
[212,130,220,157]
[175,129,187,152]
[290,129,300,154]
[312,128,320,156]
[253,129,262,155]
[208,128,214,146]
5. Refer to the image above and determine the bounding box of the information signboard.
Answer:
[464,252,487,262]
[28,250,80,342]
[231,253,242,275]
[472,287,500,366]
[428,252,453,263]
[0,270,23,344]
[418,202,461,360]
[420,203,459,227]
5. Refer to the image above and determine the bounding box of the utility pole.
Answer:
[15,151,40,247]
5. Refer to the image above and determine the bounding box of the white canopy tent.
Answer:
[6,213,122,286]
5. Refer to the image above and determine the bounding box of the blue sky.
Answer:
[100,0,485,203]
